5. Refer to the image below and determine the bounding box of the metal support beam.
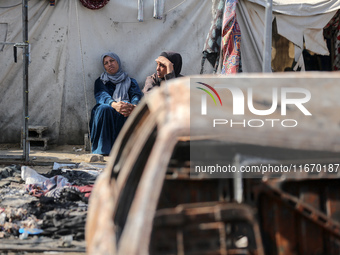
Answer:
[0,42,15,45]
[0,2,29,162]
[22,0,29,162]
[233,154,243,203]
[262,0,273,73]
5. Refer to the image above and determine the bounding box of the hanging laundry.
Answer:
[138,0,144,22]
[153,0,165,20]
[201,0,225,74]
[221,0,241,74]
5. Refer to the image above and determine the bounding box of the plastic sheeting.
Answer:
[0,0,213,144]
[237,0,339,73]
[236,0,263,72]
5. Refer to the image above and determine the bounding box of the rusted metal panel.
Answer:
[151,203,264,255]
[325,184,340,254]
[259,192,279,255]
[157,179,227,210]
[258,180,340,255]
[298,218,324,255]
[326,236,340,255]
[150,226,178,254]
[298,185,324,255]
[274,203,297,255]
[325,184,340,222]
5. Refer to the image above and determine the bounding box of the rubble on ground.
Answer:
[0,163,104,253]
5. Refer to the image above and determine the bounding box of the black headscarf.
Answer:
[159,51,182,77]
[143,51,183,93]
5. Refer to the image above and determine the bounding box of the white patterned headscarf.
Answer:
[100,52,131,102]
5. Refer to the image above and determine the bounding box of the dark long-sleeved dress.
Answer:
[90,77,142,155]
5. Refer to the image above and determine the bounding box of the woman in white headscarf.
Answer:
[90,52,142,155]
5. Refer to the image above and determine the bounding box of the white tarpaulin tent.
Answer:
[0,0,213,144]
[1,0,339,146]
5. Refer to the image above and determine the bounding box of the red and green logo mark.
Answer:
[196,82,222,106]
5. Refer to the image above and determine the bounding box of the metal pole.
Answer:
[22,0,29,162]
[233,154,243,203]
[262,0,273,72]
[0,42,16,45]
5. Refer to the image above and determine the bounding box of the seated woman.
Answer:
[142,51,183,94]
[90,52,142,155]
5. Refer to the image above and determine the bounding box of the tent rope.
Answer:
[75,0,92,152]
[0,2,21,8]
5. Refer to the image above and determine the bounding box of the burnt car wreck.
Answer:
[86,73,340,255]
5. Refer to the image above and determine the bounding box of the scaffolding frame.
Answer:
[0,0,29,162]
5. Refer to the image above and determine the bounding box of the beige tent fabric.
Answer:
[236,0,265,72]
[0,0,213,144]
[276,10,336,70]
[237,0,339,72]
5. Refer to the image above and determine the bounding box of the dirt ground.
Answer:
[0,143,108,172]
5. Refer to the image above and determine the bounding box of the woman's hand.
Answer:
[111,101,135,117]
[155,56,174,74]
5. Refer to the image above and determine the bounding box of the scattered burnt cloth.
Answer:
[43,169,97,186]
[26,170,95,201]
[45,186,86,203]
[200,0,225,74]
[72,185,93,198]
[0,168,88,243]
[26,175,70,198]
[25,201,88,240]
[0,165,21,180]
[44,208,87,240]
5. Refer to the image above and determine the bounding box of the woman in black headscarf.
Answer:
[142,51,183,94]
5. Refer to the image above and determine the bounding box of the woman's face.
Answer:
[103,56,119,75]
[156,62,167,79]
